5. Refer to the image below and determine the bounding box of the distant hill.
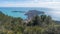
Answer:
[25,10,44,19]
[54,21,60,24]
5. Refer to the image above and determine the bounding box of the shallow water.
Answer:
[0,7,58,21]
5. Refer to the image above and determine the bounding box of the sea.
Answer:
[0,7,54,20]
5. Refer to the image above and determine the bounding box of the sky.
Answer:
[0,0,60,21]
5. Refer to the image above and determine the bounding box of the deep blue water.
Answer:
[0,7,54,20]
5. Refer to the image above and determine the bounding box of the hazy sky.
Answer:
[0,0,60,7]
[0,0,60,21]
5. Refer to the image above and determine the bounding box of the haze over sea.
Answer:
[0,7,59,21]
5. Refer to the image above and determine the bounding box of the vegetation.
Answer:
[0,11,60,34]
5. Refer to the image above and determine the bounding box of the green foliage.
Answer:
[0,11,60,34]
[27,15,52,27]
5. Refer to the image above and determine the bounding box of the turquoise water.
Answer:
[0,7,53,19]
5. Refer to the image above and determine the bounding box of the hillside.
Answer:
[0,10,60,34]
